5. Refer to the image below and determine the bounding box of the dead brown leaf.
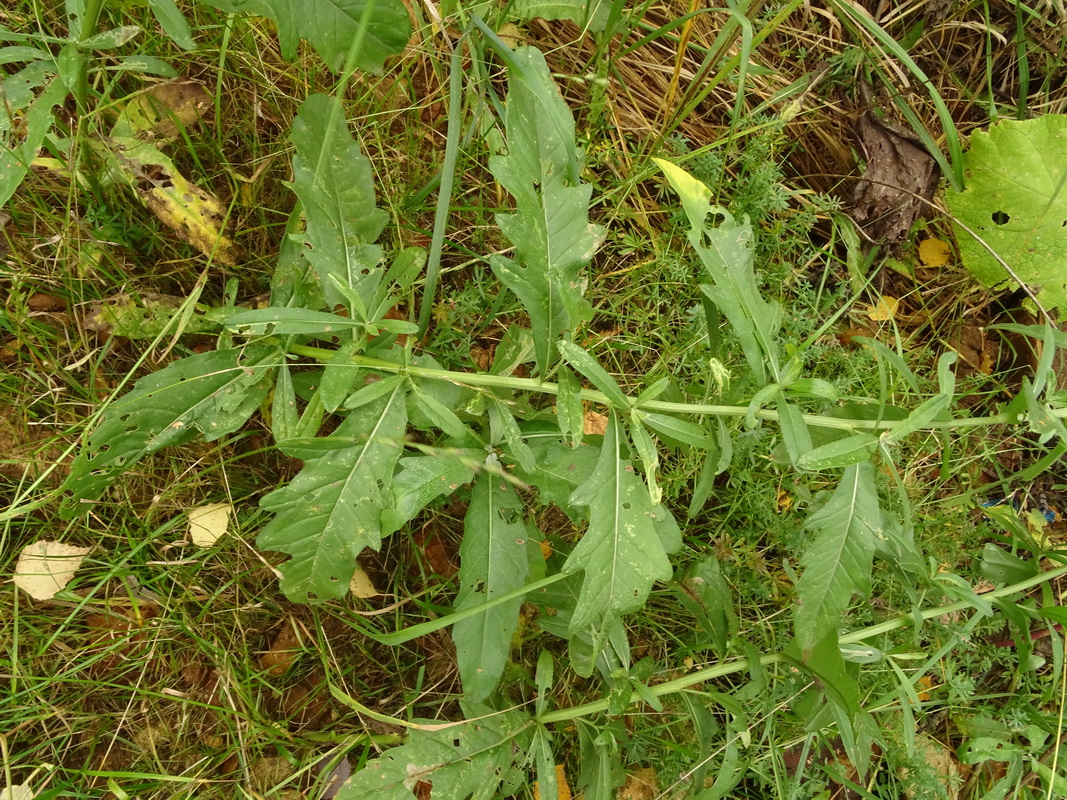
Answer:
[583,409,609,436]
[86,605,160,679]
[413,524,458,578]
[27,293,67,312]
[849,111,937,243]
[259,617,302,675]
[617,767,658,800]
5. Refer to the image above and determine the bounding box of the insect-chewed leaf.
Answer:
[1,67,67,206]
[257,386,407,603]
[794,462,881,656]
[336,708,532,799]
[381,450,481,535]
[945,116,1067,312]
[516,438,600,521]
[60,346,281,518]
[454,466,539,702]
[563,414,680,633]
[290,94,389,310]
[489,47,605,374]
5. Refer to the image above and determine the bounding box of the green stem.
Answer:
[536,563,1067,724]
[287,344,1052,433]
[73,0,107,112]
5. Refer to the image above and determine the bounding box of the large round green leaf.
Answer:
[946,115,1067,311]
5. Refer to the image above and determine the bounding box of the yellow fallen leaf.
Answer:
[867,296,899,321]
[349,566,379,598]
[188,503,232,547]
[14,541,92,600]
[140,168,241,265]
[918,237,952,267]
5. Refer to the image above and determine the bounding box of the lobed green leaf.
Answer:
[489,47,605,374]
[257,385,407,602]
[60,345,281,517]
[794,462,881,655]
[564,414,680,633]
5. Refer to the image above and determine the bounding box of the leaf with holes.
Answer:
[257,384,407,603]
[794,462,881,656]
[336,708,532,799]
[453,464,539,703]
[564,414,680,633]
[60,345,282,517]
[289,94,390,311]
[381,450,482,535]
[488,47,605,374]
[946,116,1067,312]
[197,0,410,75]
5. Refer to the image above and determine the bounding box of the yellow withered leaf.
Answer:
[188,502,232,547]
[918,237,952,267]
[867,296,899,321]
[112,79,212,142]
[109,139,241,264]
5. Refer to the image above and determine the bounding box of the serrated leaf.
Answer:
[488,399,536,474]
[946,116,1067,312]
[655,159,781,385]
[797,433,878,471]
[564,414,680,633]
[794,462,880,655]
[257,387,407,602]
[454,466,536,702]
[198,0,410,75]
[639,411,713,449]
[517,438,600,520]
[489,47,605,374]
[0,70,66,206]
[290,94,389,309]
[321,340,364,413]
[558,341,630,409]
[76,25,141,50]
[227,307,365,336]
[382,450,481,535]
[555,366,584,446]
[61,346,280,517]
[336,709,532,799]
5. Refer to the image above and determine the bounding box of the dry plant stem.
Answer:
[287,344,1056,432]
[537,562,1067,724]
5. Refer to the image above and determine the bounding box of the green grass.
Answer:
[4,0,1067,797]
